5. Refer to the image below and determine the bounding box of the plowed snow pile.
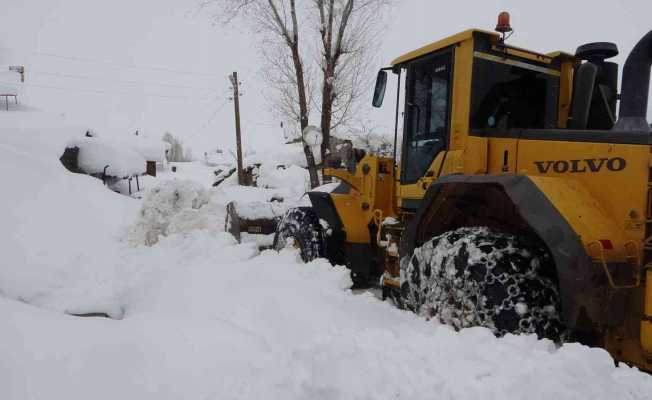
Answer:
[2,111,652,400]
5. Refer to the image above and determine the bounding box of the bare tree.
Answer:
[312,0,386,168]
[202,0,389,186]
[203,0,320,187]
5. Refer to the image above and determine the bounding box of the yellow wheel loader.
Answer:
[273,14,652,371]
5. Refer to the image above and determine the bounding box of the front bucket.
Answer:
[225,201,282,249]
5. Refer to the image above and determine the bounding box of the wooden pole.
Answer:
[230,72,244,185]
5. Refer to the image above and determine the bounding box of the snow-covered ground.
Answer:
[2,109,652,399]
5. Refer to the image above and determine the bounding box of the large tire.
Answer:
[273,207,326,262]
[401,226,564,341]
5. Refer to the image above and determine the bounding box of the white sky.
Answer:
[1,0,651,154]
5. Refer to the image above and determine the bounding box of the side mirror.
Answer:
[372,70,387,108]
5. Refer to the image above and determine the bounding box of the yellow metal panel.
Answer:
[324,168,362,191]
[486,138,517,174]
[391,29,498,66]
[463,136,488,174]
[439,150,465,176]
[325,155,397,243]
[449,38,474,151]
[528,176,629,259]
[398,152,446,201]
[330,193,371,243]
[558,61,575,128]
[517,140,649,249]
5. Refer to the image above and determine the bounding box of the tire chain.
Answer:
[400,227,564,340]
[274,208,325,262]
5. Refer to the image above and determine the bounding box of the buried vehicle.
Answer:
[273,14,652,371]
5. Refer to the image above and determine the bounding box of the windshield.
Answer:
[401,50,452,184]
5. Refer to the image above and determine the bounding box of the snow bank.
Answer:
[1,241,651,399]
[0,110,140,312]
[128,179,223,246]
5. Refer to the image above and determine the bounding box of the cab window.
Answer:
[470,57,559,130]
[401,50,452,184]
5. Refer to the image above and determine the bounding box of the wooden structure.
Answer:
[146,161,156,177]
[0,94,17,111]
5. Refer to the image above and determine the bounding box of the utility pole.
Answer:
[229,71,244,185]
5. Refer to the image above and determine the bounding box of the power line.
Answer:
[31,51,222,78]
[29,70,213,91]
[187,96,232,140]
[0,80,211,100]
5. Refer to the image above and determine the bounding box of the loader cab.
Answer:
[374,28,576,207]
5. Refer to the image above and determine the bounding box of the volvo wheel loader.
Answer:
[273,13,652,371]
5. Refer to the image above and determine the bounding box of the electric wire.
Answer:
[29,70,213,91]
[31,51,222,77]
[0,80,212,100]
[187,96,232,140]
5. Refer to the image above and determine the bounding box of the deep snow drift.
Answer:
[2,110,652,399]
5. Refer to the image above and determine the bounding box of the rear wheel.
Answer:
[273,207,326,262]
[401,226,564,341]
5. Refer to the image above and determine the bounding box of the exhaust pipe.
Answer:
[614,30,652,133]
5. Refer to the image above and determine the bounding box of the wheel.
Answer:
[273,207,327,262]
[401,226,564,341]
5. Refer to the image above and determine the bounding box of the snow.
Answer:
[313,181,340,193]
[240,232,276,247]
[228,200,284,220]
[257,163,310,192]
[68,136,147,177]
[248,141,322,168]
[65,131,170,178]
[2,243,652,399]
[0,110,140,313]
[383,216,399,225]
[2,110,652,399]
[164,161,225,188]
[127,179,217,246]
[303,124,323,147]
[128,134,171,163]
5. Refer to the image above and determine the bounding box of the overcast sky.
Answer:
[1,0,651,154]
